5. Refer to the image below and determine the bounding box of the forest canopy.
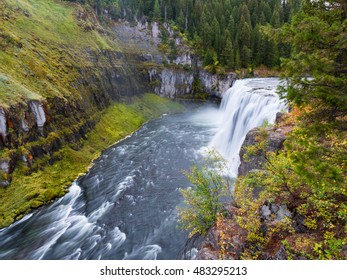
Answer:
[65,0,301,70]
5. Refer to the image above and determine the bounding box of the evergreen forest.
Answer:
[66,0,301,70]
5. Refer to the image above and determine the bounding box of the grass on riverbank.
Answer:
[0,94,184,228]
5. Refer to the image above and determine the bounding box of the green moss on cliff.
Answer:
[0,93,184,228]
[0,0,120,107]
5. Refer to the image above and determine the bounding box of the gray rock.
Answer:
[197,248,218,260]
[29,100,46,129]
[261,205,272,220]
[199,70,235,98]
[238,127,286,177]
[260,203,292,222]
[0,159,10,174]
[153,69,194,98]
[0,108,7,137]
[173,53,192,67]
[274,245,288,260]
[275,204,292,222]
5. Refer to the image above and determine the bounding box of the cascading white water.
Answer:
[210,78,286,177]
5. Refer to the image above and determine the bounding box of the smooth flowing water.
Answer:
[0,78,285,260]
[0,105,222,260]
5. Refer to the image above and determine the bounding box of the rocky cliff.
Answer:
[113,20,236,99]
[196,114,293,260]
[238,127,286,177]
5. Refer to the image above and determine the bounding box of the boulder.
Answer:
[238,127,286,177]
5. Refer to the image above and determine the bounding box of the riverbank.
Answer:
[0,94,184,229]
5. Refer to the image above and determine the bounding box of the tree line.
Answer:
[65,0,301,71]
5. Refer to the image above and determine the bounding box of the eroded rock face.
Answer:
[154,69,194,98]
[199,70,235,98]
[0,108,7,138]
[114,20,236,99]
[196,206,248,260]
[149,68,236,99]
[196,225,220,260]
[0,156,15,188]
[173,53,192,67]
[260,203,292,222]
[0,44,152,188]
[29,101,46,129]
[238,127,287,177]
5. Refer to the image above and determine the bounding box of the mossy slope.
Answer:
[0,0,118,106]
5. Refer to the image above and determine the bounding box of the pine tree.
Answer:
[203,49,214,66]
[277,0,347,121]
[238,15,252,67]
[222,35,235,69]
[153,0,161,20]
[270,4,281,27]
[240,3,252,26]
[235,49,241,70]
[177,9,185,30]
[211,17,222,54]
[228,14,235,42]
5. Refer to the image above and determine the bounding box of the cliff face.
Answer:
[113,21,236,100]
[149,67,235,99]
[0,44,150,187]
[238,127,286,177]
[196,116,292,260]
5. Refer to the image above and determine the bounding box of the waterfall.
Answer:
[210,78,286,177]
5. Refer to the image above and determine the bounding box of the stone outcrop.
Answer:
[196,206,248,260]
[197,118,295,260]
[198,69,235,98]
[196,203,294,260]
[114,20,236,100]
[238,127,287,177]
[148,66,235,99]
[150,68,194,98]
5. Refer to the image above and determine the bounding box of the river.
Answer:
[0,78,285,260]
[0,104,222,260]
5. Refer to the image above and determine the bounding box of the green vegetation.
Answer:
[223,0,346,260]
[178,151,231,237]
[0,0,186,229]
[233,122,346,259]
[0,93,184,228]
[0,0,118,107]
[179,0,346,260]
[65,0,301,71]
[0,0,345,261]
